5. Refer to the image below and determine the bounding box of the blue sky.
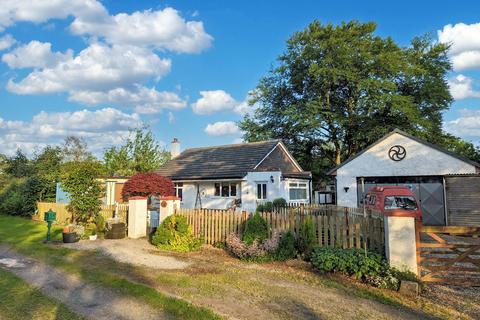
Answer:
[0,0,479,156]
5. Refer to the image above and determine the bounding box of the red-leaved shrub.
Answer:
[122,173,175,201]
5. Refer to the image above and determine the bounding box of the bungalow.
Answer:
[155,139,312,212]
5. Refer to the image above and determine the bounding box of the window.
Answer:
[289,182,308,200]
[384,196,417,211]
[257,182,267,199]
[174,182,183,200]
[214,183,237,197]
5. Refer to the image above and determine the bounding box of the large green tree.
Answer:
[240,21,477,181]
[103,126,170,176]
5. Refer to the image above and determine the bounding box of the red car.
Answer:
[363,186,422,219]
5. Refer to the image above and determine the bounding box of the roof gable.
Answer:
[328,129,480,175]
[254,142,303,172]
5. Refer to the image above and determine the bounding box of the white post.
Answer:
[128,197,148,239]
[158,196,181,225]
[384,215,418,274]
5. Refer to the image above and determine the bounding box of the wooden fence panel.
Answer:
[175,205,385,254]
[34,202,128,224]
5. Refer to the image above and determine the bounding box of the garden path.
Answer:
[63,238,190,270]
[0,245,168,320]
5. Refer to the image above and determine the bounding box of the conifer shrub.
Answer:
[297,217,316,257]
[242,213,269,245]
[276,231,296,261]
[152,215,202,252]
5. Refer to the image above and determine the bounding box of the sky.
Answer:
[0,0,479,157]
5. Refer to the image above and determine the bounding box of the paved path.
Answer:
[0,245,166,320]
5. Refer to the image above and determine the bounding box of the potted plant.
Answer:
[62,225,79,243]
[89,229,97,241]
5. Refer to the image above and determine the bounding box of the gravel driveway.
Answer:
[63,238,190,270]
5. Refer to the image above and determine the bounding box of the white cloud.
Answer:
[191,90,256,115]
[0,0,107,32]
[0,1,212,53]
[2,40,72,68]
[444,109,480,143]
[6,43,171,94]
[192,90,237,114]
[448,74,480,100]
[0,34,15,51]
[70,7,213,53]
[68,85,187,114]
[0,107,142,155]
[168,112,175,124]
[204,121,241,136]
[438,22,480,71]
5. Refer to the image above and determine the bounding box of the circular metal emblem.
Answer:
[388,145,406,161]
[161,201,167,208]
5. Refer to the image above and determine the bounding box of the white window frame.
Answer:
[288,181,308,201]
[174,182,183,200]
[214,182,237,198]
[256,182,268,200]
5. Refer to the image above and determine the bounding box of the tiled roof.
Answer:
[155,140,282,180]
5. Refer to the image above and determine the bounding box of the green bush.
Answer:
[95,214,106,233]
[151,215,202,252]
[311,247,385,279]
[256,202,273,213]
[297,218,316,257]
[242,213,269,245]
[276,231,296,261]
[272,198,287,208]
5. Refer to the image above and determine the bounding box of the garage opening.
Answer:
[356,176,445,226]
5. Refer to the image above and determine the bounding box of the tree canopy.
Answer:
[122,173,175,201]
[104,127,170,177]
[240,20,479,182]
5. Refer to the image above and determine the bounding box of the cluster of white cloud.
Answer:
[444,109,480,143]
[192,90,255,115]
[0,107,142,155]
[438,23,480,71]
[204,121,241,136]
[0,0,212,116]
[0,34,15,51]
[448,74,480,100]
[2,40,73,69]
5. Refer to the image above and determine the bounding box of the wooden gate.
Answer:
[416,223,480,286]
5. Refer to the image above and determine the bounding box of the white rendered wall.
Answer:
[336,133,477,207]
[177,173,310,212]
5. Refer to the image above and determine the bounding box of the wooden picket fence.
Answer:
[176,205,384,254]
[33,202,128,224]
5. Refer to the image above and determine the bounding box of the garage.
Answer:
[328,129,480,226]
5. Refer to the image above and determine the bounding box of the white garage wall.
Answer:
[336,133,477,207]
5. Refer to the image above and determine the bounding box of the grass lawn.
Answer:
[0,215,220,320]
[0,268,84,320]
[0,215,474,320]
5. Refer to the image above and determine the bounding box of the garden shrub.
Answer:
[151,215,202,252]
[225,233,277,262]
[262,201,274,212]
[311,247,384,279]
[95,214,106,233]
[242,213,269,245]
[255,203,264,213]
[276,231,296,261]
[272,197,287,208]
[297,217,316,257]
